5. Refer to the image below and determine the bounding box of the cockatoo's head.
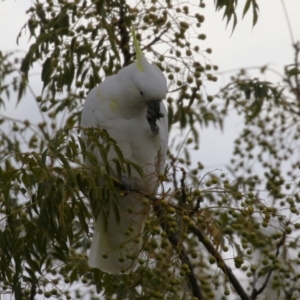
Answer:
[131,27,167,135]
[131,27,167,101]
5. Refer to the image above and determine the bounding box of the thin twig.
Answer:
[250,233,286,300]
[30,284,36,300]
[191,198,201,215]
[280,0,295,45]
[189,225,250,300]
[118,5,131,66]
[170,157,178,191]
[141,28,169,52]
[180,168,187,205]
[153,203,203,300]
[293,42,300,102]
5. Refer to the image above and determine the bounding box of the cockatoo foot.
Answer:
[146,101,164,136]
[121,176,132,192]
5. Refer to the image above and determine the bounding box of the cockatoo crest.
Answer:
[131,27,167,102]
[132,26,144,73]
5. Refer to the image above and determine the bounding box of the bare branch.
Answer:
[30,284,36,300]
[170,157,178,191]
[250,233,286,300]
[293,42,300,101]
[180,167,187,205]
[141,28,169,52]
[118,5,131,66]
[280,0,295,45]
[189,225,250,300]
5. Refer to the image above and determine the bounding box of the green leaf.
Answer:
[112,144,124,164]
[128,160,144,179]
[252,5,259,27]
[70,267,78,283]
[242,0,251,18]
[99,46,107,66]
[83,37,94,56]
[76,57,87,79]
[41,57,53,87]
[21,169,30,188]
[17,75,27,104]
[41,148,48,164]
[70,36,77,53]
[14,281,23,300]
[27,19,36,39]
[112,199,121,225]
[168,105,174,128]
[95,0,106,16]
[94,269,103,293]
[108,53,114,74]
[78,136,87,160]
[67,59,75,90]
[113,158,122,178]
[180,107,187,128]
[89,74,96,90]
[76,45,87,65]
[96,36,106,54]
[25,266,39,282]
[103,25,120,61]
[91,59,101,84]
[81,68,89,85]
[125,160,131,178]
[287,67,300,77]
[21,32,54,80]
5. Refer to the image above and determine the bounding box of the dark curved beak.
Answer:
[146,100,164,120]
[146,100,164,136]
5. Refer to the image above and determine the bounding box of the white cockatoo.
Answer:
[81,27,168,274]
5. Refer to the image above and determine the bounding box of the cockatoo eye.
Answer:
[140,91,144,96]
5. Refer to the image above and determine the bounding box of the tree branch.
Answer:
[170,157,178,191]
[141,28,169,52]
[153,203,203,300]
[293,42,300,102]
[118,4,132,66]
[180,168,187,205]
[250,232,286,300]
[30,284,36,300]
[189,225,250,300]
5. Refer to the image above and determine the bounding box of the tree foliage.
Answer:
[2,1,300,300]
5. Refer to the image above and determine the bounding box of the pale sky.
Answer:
[1,0,300,168]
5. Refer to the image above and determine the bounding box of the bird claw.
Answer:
[121,176,132,192]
